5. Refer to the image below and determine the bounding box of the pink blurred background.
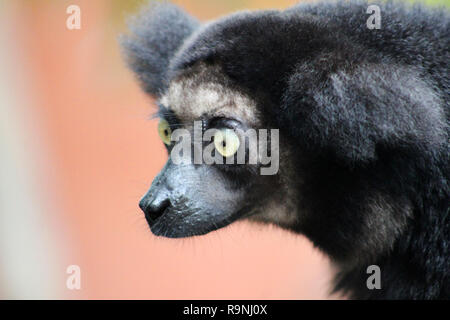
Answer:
[0,0,342,299]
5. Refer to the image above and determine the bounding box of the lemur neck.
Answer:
[335,200,449,299]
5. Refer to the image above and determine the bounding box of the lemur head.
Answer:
[121,3,448,268]
[122,3,299,240]
[134,53,299,239]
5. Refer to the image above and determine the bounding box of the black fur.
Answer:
[122,0,449,299]
[121,2,199,95]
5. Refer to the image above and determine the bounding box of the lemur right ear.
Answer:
[120,2,199,97]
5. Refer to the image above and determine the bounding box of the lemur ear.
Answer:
[282,62,447,165]
[120,2,199,97]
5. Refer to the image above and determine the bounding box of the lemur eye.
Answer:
[214,128,240,158]
[158,119,172,145]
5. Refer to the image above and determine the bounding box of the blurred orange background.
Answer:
[0,0,341,299]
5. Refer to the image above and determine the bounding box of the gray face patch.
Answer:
[248,145,300,228]
[160,63,260,126]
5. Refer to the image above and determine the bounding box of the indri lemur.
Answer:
[122,1,449,299]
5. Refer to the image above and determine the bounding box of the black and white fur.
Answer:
[122,0,449,299]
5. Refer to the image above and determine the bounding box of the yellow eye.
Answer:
[158,119,172,145]
[214,129,240,157]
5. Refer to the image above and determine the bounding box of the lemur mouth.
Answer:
[147,204,255,238]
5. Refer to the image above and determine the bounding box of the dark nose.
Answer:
[139,196,171,222]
